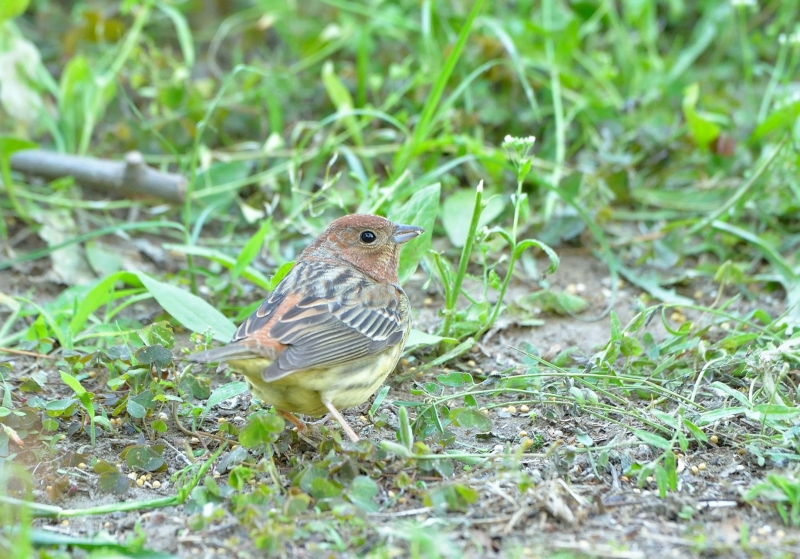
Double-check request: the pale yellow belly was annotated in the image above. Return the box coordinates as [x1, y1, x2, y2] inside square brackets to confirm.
[226, 345, 403, 416]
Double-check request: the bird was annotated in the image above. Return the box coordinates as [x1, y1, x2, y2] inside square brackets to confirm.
[187, 214, 425, 442]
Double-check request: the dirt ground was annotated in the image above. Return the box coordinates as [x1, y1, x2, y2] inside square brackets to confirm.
[2, 251, 800, 558]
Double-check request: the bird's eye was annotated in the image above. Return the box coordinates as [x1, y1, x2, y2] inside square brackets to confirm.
[360, 230, 377, 244]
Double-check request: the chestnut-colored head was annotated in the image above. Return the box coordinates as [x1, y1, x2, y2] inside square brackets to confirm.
[300, 214, 424, 283]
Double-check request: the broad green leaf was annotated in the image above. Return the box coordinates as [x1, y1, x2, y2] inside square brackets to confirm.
[682, 83, 723, 149]
[449, 408, 492, 432]
[0, 0, 29, 22]
[136, 272, 236, 342]
[239, 411, 284, 448]
[442, 190, 506, 247]
[389, 182, 440, 283]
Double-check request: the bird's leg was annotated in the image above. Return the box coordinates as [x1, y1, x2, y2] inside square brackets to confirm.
[322, 399, 360, 442]
[277, 409, 307, 431]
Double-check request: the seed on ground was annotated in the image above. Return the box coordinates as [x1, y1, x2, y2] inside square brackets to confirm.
[646, 476, 654, 483]
[519, 405, 530, 413]
[467, 359, 476, 367]
[480, 408, 489, 415]
[387, 490, 396, 498]
[153, 480, 161, 489]
[474, 367, 483, 374]
[78, 462, 87, 469]
[136, 478, 144, 487]
[423, 297, 433, 306]
[620, 476, 629, 483]
[710, 435, 719, 444]
[698, 462, 707, 471]
[60, 520, 69, 527]
[88, 371, 97, 378]
[127, 473, 137, 480]
[507, 405, 517, 414]
[691, 466, 699, 475]
[566, 283, 577, 294]
[217, 417, 227, 424]
[158, 412, 168, 420]
[146, 473, 152, 480]
[519, 430, 528, 438]
[190, 437, 199, 444]
[670, 311, 686, 323]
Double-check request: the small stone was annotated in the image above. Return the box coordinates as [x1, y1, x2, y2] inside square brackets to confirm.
[646, 476, 654, 483]
[493, 444, 504, 453]
[127, 473, 137, 480]
[575, 283, 586, 293]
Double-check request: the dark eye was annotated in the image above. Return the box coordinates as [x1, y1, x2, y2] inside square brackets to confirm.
[360, 230, 377, 244]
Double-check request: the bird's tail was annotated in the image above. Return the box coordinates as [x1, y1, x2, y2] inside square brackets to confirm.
[186, 344, 260, 364]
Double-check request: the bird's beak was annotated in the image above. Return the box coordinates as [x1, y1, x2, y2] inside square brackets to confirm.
[392, 223, 425, 244]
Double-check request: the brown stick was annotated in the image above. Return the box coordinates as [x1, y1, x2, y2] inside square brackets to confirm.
[10, 149, 187, 203]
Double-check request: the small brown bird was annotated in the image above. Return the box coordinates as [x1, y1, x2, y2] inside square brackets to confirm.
[188, 214, 424, 442]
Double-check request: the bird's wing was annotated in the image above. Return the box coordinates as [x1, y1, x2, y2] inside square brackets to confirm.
[188, 261, 408, 382]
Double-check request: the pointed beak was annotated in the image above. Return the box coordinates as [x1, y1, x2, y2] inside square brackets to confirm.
[392, 223, 425, 244]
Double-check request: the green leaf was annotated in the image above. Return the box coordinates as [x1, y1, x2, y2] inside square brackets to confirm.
[138, 322, 176, 349]
[682, 83, 722, 148]
[0, 0, 29, 22]
[135, 345, 173, 369]
[346, 475, 379, 512]
[136, 272, 236, 342]
[449, 408, 492, 432]
[442, 190, 506, 247]
[156, 3, 195, 68]
[406, 329, 456, 349]
[201, 381, 249, 422]
[239, 411, 284, 448]
[231, 220, 273, 284]
[322, 61, 362, 146]
[388, 182, 441, 283]
[124, 445, 165, 472]
[633, 430, 672, 450]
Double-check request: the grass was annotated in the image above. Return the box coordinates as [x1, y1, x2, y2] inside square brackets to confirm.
[1, 0, 800, 557]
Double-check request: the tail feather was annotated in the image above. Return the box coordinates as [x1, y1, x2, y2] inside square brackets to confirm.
[186, 344, 259, 363]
